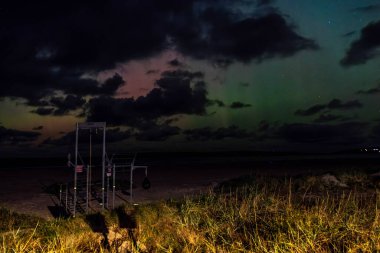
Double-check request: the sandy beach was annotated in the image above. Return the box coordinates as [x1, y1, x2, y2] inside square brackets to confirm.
[0, 163, 255, 218]
[1, 154, 379, 219]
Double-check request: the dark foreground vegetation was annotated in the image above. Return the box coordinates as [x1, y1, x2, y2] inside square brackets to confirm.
[1, 169, 380, 252]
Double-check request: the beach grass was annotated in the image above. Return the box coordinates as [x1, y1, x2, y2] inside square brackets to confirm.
[1, 170, 380, 252]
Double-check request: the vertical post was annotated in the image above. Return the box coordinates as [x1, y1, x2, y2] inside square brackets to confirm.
[59, 184, 62, 205]
[65, 183, 68, 212]
[86, 165, 89, 213]
[102, 125, 106, 210]
[74, 123, 79, 217]
[89, 129, 92, 209]
[112, 164, 115, 209]
[106, 175, 109, 209]
[130, 167, 133, 203]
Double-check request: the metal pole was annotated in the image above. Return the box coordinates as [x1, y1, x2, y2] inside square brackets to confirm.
[65, 183, 68, 212]
[89, 129, 92, 209]
[112, 164, 115, 209]
[74, 123, 79, 217]
[106, 175, 109, 209]
[86, 165, 89, 213]
[130, 167, 133, 203]
[102, 125, 106, 210]
[59, 184, 62, 205]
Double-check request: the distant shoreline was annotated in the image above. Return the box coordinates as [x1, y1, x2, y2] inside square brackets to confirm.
[1, 151, 380, 218]
[1, 152, 379, 170]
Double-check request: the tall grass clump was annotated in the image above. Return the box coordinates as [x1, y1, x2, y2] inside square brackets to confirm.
[133, 173, 380, 252]
[1, 170, 380, 252]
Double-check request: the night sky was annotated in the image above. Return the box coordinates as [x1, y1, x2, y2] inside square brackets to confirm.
[1, 0, 380, 156]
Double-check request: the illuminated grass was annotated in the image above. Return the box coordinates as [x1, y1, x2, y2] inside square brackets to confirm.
[1, 170, 380, 252]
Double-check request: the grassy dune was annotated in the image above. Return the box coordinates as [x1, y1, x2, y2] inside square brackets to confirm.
[1, 170, 380, 252]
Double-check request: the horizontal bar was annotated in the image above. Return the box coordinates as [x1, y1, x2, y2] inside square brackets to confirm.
[77, 122, 106, 129]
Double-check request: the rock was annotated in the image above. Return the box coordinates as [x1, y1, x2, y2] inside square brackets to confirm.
[321, 173, 348, 188]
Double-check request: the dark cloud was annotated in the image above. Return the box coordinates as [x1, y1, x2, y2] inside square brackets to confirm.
[342, 31, 356, 37]
[0, 1, 167, 72]
[41, 132, 77, 147]
[0, 0, 317, 108]
[256, 0, 275, 6]
[258, 120, 270, 131]
[85, 96, 135, 126]
[327, 99, 362, 110]
[86, 70, 208, 127]
[26, 74, 123, 116]
[146, 69, 160, 75]
[341, 20, 380, 67]
[357, 84, 380, 95]
[161, 70, 204, 80]
[183, 125, 252, 141]
[0, 0, 158, 104]
[175, 11, 318, 63]
[42, 128, 131, 146]
[32, 126, 44, 131]
[207, 99, 225, 107]
[0, 70, 124, 108]
[239, 82, 250, 87]
[276, 122, 367, 144]
[27, 99, 50, 107]
[339, 115, 358, 122]
[295, 104, 326, 116]
[295, 99, 362, 117]
[31, 95, 86, 116]
[168, 59, 183, 67]
[162, 117, 180, 125]
[207, 99, 226, 107]
[57, 73, 125, 97]
[0, 126, 40, 145]
[230, 101, 252, 109]
[313, 114, 342, 123]
[50, 95, 86, 115]
[135, 124, 180, 141]
[213, 59, 234, 68]
[351, 4, 380, 13]
[31, 107, 55, 116]
[103, 128, 132, 143]
[255, 120, 281, 141]
[98, 73, 125, 95]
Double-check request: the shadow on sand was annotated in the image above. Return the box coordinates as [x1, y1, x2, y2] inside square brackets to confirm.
[47, 205, 70, 219]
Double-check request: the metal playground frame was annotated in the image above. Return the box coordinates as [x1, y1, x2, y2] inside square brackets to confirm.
[64, 122, 150, 217]
[65, 122, 106, 216]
